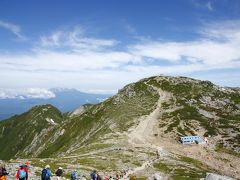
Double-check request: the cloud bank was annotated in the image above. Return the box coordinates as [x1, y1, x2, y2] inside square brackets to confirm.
[0, 88, 56, 99]
[0, 21, 240, 92]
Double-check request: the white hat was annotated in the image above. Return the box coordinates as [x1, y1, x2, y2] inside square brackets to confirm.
[59, 167, 63, 170]
[45, 165, 50, 169]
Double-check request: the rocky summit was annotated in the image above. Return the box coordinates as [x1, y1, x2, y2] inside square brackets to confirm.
[0, 76, 239, 179]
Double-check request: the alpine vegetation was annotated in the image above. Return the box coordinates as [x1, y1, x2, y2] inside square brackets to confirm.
[0, 76, 239, 179]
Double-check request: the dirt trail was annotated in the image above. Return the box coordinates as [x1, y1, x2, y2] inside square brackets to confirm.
[125, 87, 172, 177]
[123, 161, 152, 178]
[62, 147, 115, 159]
[125, 84, 240, 179]
[128, 87, 171, 145]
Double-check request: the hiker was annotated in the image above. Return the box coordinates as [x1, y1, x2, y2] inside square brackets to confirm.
[70, 170, 78, 180]
[0, 163, 9, 180]
[120, 171, 124, 179]
[16, 164, 28, 180]
[41, 165, 52, 180]
[156, 150, 160, 159]
[55, 167, 63, 180]
[96, 172, 101, 180]
[90, 170, 97, 180]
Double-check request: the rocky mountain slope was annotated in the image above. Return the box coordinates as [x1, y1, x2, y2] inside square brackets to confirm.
[0, 76, 239, 179]
[0, 104, 64, 159]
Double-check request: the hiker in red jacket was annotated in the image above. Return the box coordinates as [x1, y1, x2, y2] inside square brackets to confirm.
[16, 164, 28, 180]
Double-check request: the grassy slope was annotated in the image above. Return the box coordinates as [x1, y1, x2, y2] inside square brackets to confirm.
[38, 80, 159, 157]
[0, 104, 63, 160]
[0, 75, 239, 160]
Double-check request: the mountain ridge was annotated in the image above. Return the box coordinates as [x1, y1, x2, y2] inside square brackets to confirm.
[0, 75, 239, 179]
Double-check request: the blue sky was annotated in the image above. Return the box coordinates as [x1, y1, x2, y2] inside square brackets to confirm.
[0, 0, 240, 96]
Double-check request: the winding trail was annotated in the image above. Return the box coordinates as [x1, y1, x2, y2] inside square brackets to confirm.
[128, 86, 170, 145]
[124, 84, 172, 178]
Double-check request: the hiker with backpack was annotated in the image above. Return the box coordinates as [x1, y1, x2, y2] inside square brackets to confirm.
[90, 170, 97, 180]
[41, 165, 52, 180]
[115, 174, 119, 180]
[0, 163, 9, 180]
[96, 172, 101, 180]
[70, 170, 78, 180]
[16, 164, 28, 180]
[55, 167, 63, 180]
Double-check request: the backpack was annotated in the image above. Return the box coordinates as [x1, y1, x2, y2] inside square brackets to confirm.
[90, 172, 96, 180]
[56, 169, 62, 176]
[19, 169, 27, 178]
[42, 169, 47, 179]
[42, 169, 50, 180]
[71, 171, 77, 180]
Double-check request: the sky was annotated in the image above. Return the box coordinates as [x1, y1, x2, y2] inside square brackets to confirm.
[0, 0, 240, 97]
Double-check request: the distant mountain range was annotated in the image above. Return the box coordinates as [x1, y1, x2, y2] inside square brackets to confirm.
[0, 88, 111, 120]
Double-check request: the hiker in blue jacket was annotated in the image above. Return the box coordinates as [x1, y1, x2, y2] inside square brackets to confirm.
[41, 165, 52, 180]
[70, 170, 78, 180]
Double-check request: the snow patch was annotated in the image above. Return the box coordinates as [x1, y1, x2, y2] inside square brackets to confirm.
[46, 118, 57, 125]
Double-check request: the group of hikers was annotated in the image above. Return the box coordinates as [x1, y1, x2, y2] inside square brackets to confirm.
[41, 166, 125, 180]
[0, 162, 72, 180]
[0, 162, 126, 180]
[41, 165, 65, 180]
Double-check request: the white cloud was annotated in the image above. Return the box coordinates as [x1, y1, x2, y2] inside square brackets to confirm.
[0, 88, 56, 99]
[0, 20, 26, 41]
[199, 20, 240, 41]
[0, 50, 135, 71]
[125, 24, 137, 34]
[0, 21, 240, 92]
[206, 2, 213, 11]
[39, 27, 118, 51]
[191, 0, 214, 11]
[129, 21, 240, 67]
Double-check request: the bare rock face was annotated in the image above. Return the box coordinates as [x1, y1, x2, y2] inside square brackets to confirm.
[198, 108, 219, 119]
[69, 105, 91, 118]
[70, 106, 88, 117]
[122, 84, 137, 98]
[203, 173, 235, 180]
